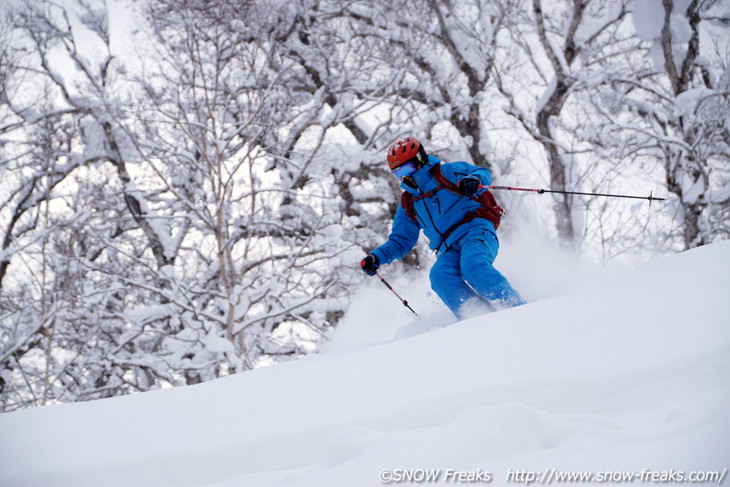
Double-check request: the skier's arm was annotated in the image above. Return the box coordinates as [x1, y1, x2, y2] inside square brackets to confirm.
[443, 161, 492, 193]
[370, 205, 421, 266]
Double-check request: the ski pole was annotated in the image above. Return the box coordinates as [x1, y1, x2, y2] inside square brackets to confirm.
[375, 272, 418, 316]
[481, 185, 665, 205]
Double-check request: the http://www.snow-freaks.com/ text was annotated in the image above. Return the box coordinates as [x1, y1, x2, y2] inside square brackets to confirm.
[377, 467, 728, 484]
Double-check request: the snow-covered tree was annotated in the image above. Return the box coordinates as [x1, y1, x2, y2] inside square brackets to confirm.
[493, 0, 645, 248]
[0, 0, 185, 409]
[613, 0, 730, 248]
[129, 0, 358, 375]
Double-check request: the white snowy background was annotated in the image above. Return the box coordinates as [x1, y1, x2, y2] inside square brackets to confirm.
[0, 239, 727, 487]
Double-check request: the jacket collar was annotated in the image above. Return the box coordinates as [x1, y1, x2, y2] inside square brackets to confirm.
[400, 155, 441, 194]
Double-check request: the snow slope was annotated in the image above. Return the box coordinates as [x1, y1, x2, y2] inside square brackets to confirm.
[1, 241, 729, 487]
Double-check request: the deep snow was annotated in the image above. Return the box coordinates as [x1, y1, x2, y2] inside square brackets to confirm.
[0, 241, 729, 487]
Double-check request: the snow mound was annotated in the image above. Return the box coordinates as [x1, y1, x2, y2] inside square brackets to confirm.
[1, 242, 728, 487]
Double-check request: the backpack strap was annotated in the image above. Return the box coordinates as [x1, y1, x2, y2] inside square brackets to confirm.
[431, 165, 460, 194]
[400, 191, 418, 223]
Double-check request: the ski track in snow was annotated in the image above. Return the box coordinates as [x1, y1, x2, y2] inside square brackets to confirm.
[0, 242, 728, 487]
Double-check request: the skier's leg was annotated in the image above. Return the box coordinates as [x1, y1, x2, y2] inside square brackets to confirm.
[459, 227, 525, 309]
[430, 249, 479, 317]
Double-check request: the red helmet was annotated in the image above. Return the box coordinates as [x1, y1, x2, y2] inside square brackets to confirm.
[387, 137, 427, 170]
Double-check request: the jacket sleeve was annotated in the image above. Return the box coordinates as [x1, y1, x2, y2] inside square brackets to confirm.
[442, 161, 492, 192]
[370, 204, 421, 265]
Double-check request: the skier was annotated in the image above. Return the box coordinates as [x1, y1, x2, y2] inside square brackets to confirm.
[360, 137, 525, 318]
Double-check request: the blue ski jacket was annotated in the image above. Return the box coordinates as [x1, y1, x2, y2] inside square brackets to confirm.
[371, 155, 495, 265]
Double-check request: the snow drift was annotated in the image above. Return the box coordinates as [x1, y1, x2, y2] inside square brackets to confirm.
[1, 241, 728, 487]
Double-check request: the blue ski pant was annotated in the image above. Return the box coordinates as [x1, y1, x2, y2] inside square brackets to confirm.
[430, 226, 525, 318]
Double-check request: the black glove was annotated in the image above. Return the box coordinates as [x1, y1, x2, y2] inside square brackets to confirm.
[360, 254, 380, 276]
[458, 176, 481, 195]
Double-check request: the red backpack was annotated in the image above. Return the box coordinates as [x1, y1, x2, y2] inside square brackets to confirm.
[400, 165, 504, 235]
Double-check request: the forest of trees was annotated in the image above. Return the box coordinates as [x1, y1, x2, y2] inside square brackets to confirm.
[1, 0, 728, 411]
